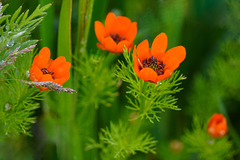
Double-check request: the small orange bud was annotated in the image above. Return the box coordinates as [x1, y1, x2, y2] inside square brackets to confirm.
[207, 113, 227, 138]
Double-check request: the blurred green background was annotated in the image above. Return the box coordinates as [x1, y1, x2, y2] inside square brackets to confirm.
[2, 0, 240, 159]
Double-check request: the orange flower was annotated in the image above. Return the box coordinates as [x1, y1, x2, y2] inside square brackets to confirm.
[94, 12, 137, 53]
[29, 47, 71, 91]
[207, 113, 227, 138]
[133, 33, 186, 84]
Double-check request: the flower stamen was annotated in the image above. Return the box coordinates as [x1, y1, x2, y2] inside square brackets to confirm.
[110, 33, 125, 44]
[142, 56, 165, 76]
[41, 68, 55, 80]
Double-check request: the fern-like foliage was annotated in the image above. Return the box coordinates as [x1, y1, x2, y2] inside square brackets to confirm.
[187, 74, 219, 120]
[0, 3, 51, 136]
[116, 49, 185, 123]
[182, 117, 236, 160]
[209, 39, 240, 100]
[0, 51, 47, 137]
[0, 2, 51, 71]
[74, 52, 119, 108]
[87, 121, 157, 160]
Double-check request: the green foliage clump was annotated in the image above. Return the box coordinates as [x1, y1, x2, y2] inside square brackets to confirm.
[187, 74, 219, 120]
[209, 39, 240, 100]
[0, 3, 51, 136]
[74, 52, 119, 108]
[0, 3, 51, 71]
[182, 117, 235, 160]
[116, 49, 185, 123]
[0, 51, 46, 136]
[226, 0, 240, 35]
[87, 121, 157, 160]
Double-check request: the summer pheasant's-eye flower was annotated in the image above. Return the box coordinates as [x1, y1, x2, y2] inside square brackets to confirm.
[207, 113, 227, 138]
[94, 12, 137, 53]
[29, 47, 71, 91]
[133, 32, 186, 84]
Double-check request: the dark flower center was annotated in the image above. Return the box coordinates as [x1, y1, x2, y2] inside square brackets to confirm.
[41, 68, 55, 80]
[110, 33, 125, 44]
[142, 56, 165, 76]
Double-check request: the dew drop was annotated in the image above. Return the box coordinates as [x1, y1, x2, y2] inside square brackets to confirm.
[208, 139, 214, 145]
[12, 31, 25, 39]
[7, 31, 12, 35]
[5, 103, 12, 111]
[26, 70, 30, 78]
[6, 40, 14, 47]
[0, 36, 5, 43]
[0, 60, 5, 65]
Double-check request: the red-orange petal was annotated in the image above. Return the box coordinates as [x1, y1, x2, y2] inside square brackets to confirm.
[48, 56, 66, 72]
[116, 40, 131, 53]
[32, 55, 39, 67]
[54, 72, 70, 85]
[137, 67, 158, 84]
[39, 87, 50, 91]
[136, 40, 150, 61]
[151, 32, 168, 59]
[105, 12, 116, 35]
[40, 74, 53, 82]
[162, 46, 186, 71]
[54, 62, 71, 78]
[95, 21, 106, 43]
[37, 47, 51, 69]
[125, 22, 137, 42]
[29, 66, 43, 82]
[103, 37, 117, 53]
[96, 43, 106, 50]
[113, 16, 131, 37]
[156, 69, 172, 81]
[133, 61, 141, 75]
[39, 74, 53, 91]
[133, 45, 140, 65]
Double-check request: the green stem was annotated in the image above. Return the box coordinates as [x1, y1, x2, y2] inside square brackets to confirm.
[78, 104, 98, 160]
[133, 117, 143, 137]
[74, 0, 95, 57]
[133, 80, 147, 135]
[139, 80, 147, 115]
[73, 0, 95, 113]
[72, 1, 97, 159]
[55, 0, 76, 159]
[103, 52, 119, 67]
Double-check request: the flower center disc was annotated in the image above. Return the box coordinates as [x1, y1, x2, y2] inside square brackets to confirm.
[41, 68, 55, 80]
[142, 56, 165, 76]
[110, 33, 125, 44]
